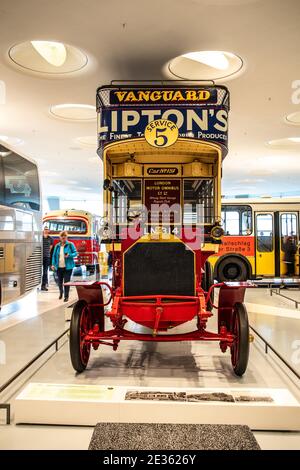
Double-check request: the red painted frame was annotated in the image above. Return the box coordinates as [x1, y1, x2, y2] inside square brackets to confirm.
[67, 280, 253, 352]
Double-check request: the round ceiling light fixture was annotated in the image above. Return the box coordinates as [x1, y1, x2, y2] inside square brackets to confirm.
[285, 111, 300, 126]
[165, 50, 244, 81]
[267, 137, 300, 148]
[8, 40, 88, 76]
[49, 104, 96, 122]
[75, 136, 97, 148]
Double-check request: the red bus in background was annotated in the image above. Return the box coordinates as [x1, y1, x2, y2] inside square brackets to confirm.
[43, 209, 101, 275]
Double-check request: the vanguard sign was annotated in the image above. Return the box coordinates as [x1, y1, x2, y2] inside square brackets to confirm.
[109, 88, 218, 105]
[97, 86, 229, 153]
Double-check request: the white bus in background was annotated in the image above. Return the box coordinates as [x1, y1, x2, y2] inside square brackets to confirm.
[0, 141, 42, 307]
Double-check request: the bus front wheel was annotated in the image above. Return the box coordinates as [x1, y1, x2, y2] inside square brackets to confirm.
[217, 256, 249, 282]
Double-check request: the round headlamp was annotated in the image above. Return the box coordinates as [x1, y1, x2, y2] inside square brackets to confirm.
[211, 225, 224, 240]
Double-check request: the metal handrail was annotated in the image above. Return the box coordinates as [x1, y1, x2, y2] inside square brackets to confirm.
[250, 325, 300, 381]
[270, 288, 300, 309]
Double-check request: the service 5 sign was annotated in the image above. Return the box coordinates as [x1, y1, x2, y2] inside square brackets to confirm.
[144, 119, 179, 148]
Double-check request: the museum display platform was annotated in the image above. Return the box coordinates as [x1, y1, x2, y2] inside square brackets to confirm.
[14, 382, 300, 430]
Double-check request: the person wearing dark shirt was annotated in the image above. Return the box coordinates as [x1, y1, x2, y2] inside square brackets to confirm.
[41, 226, 53, 291]
[283, 235, 297, 277]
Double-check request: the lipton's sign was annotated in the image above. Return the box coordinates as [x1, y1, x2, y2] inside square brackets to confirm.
[97, 85, 229, 154]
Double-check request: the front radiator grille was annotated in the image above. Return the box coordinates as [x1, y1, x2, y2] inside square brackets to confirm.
[25, 246, 42, 292]
[124, 242, 195, 297]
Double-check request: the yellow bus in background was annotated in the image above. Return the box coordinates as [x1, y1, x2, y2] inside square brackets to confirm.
[210, 198, 300, 281]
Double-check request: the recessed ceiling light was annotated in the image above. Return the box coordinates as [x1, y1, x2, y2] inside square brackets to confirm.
[67, 180, 79, 185]
[78, 186, 92, 191]
[285, 111, 300, 126]
[182, 51, 230, 70]
[8, 41, 88, 76]
[165, 50, 243, 81]
[75, 136, 96, 148]
[268, 137, 300, 147]
[49, 104, 96, 121]
[0, 135, 24, 146]
[31, 41, 67, 67]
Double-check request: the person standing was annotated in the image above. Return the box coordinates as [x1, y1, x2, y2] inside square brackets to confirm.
[283, 235, 297, 277]
[51, 231, 77, 301]
[41, 226, 53, 291]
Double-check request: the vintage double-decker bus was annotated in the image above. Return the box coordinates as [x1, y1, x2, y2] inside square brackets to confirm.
[68, 82, 252, 377]
[43, 209, 101, 274]
[210, 198, 300, 281]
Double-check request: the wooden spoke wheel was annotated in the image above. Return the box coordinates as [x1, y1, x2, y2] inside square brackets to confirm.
[230, 302, 249, 376]
[70, 301, 92, 373]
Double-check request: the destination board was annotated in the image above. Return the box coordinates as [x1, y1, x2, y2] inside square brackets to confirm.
[144, 179, 181, 224]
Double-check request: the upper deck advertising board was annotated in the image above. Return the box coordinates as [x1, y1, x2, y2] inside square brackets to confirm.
[96, 85, 230, 155]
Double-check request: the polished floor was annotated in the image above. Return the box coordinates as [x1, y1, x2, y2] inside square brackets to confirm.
[0, 287, 76, 387]
[245, 288, 300, 375]
[1, 425, 300, 450]
[0, 285, 299, 449]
